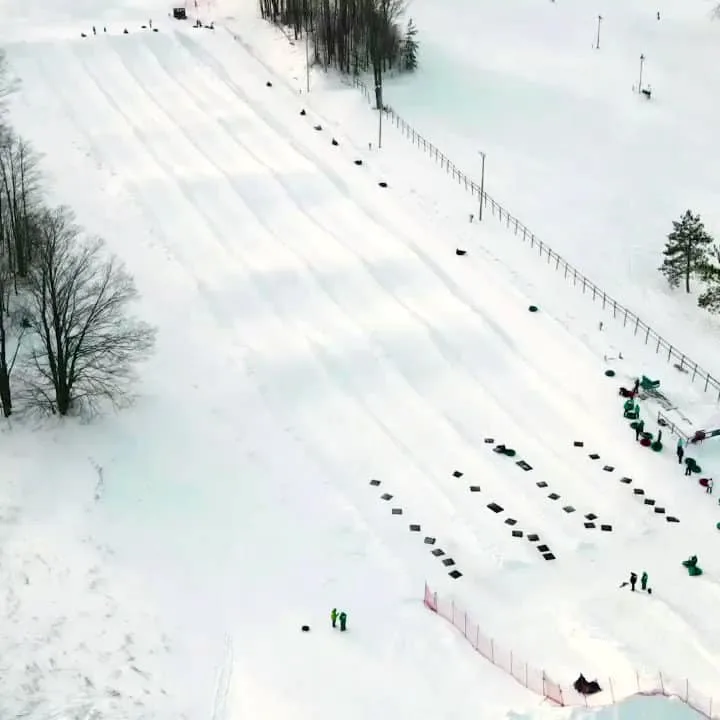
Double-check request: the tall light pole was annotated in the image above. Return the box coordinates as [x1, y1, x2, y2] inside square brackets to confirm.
[305, 28, 310, 93]
[595, 15, 602, 49]
[478, 151, 486, 221]
[638, 53, 645, 93]
[377, 86, 383, 149]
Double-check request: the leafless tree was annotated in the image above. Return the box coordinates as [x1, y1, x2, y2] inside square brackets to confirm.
[25, 206, 156, 416]
[0, 250, 27, 417]
[0, 132, 42, 281]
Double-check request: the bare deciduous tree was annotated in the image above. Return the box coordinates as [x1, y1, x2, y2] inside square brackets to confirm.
[25, 206, 156, 416]
[0, 249, 26, 417]
[0, 133, 42, 281]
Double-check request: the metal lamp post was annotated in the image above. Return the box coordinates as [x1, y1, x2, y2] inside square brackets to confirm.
[478, 151, 486, 221]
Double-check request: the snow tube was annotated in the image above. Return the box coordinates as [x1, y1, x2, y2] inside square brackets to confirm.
[605, 369, 616, 377]
[528, 305, 538, 312]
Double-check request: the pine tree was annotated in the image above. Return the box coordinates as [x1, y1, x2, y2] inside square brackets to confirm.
[698, 245, 720, 312]
[401, 18, 419, 72]
[659, 210, 713, 293]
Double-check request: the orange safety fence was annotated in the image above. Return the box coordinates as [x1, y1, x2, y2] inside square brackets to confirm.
[424, 583, 717, 718]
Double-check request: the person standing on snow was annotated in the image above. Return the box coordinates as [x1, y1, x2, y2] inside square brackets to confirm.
[339, 611, 348, 632]
[641, 571, 648, 591]
[635, 419, 645, 441]
[629, 572, 638, 591]
[331, 608, 338, 629]
[676, 438, 684, 464]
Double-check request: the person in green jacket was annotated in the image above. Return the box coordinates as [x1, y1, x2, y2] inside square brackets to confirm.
[339, 611, 347, 632]
[331, 608, 338, 628]
[641, 571, 648, 591]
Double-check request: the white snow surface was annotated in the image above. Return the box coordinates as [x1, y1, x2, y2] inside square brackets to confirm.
[1, 0, 720, 719]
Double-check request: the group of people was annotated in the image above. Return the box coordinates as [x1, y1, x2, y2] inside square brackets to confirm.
[330, 608, 348, 632]
[623, 571, 650, 593]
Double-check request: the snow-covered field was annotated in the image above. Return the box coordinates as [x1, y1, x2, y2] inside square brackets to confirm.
[1, 0, 720, 718]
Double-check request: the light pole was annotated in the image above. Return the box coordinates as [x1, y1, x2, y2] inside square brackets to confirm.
[377, 86, 383, 149]
[638, 53, 645, 93]
[305, 28, 310, 93]
[478, 151, 486, 221]
[595, 15, 602, 49]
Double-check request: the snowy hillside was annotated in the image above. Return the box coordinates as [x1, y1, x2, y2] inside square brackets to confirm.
[1, 0, 720, 718]
[381, 0, 720, 377]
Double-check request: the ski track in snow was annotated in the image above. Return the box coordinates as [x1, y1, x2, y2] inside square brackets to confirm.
[2, 9, 720, 720]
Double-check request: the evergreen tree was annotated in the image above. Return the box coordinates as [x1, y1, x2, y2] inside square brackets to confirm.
[659, 210, 713, 293]
[401, 18, 419, 71]
[698, 245, 720, 312]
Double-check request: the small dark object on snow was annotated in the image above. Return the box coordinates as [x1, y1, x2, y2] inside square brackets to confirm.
[456, 249, 467, 256]
[528, 305, 538, 312]
[452, 470, 463, 478]
[574, 674, 602, 695]
[300, 109, 307, 116]
[589, 453, 600, 460]
[123, 28, 129, 34]
[153, 27, 159, 32]
[301, 625, 310, 632]
[81, 32, 87, 37]
[409, 524, 421, 531]
[574, 441, 584, 447]
[313, 124, 322, 131]
[354, 159, 363, 165]
[504, 517, 517, 525]
[331, 138, 339, 146]
[173, 7, 187, 19]
[605, 369, 616, 377]
[369, 479, 380, 486]
[641, 88, 652, 99]
[378, 181, 388, 188]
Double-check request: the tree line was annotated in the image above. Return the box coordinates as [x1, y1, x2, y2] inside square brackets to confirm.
[258, 0, 419, 106]
[659, 210, 720, 312]
[0, 52, 155, 418]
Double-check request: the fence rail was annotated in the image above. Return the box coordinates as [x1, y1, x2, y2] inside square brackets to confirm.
[346, 75, 720, 403]
[424, 583, 717, 717]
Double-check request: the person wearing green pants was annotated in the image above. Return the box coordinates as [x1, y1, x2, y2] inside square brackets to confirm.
[641, 572, 648, 591]
[339, 611, 347, 632]
[331, 608, 338, 628]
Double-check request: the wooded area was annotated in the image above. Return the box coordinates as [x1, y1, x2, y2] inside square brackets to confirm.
[258, 0, 418, 94]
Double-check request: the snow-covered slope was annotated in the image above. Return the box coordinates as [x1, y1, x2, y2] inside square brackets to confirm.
[381, 0, 720, 377]
[1, 1, 719, 718]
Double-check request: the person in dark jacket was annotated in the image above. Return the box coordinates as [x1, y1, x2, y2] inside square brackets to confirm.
[630, 572, 637, 591]
[635, 419, 645, 441]
[677, 438, 684, 464]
